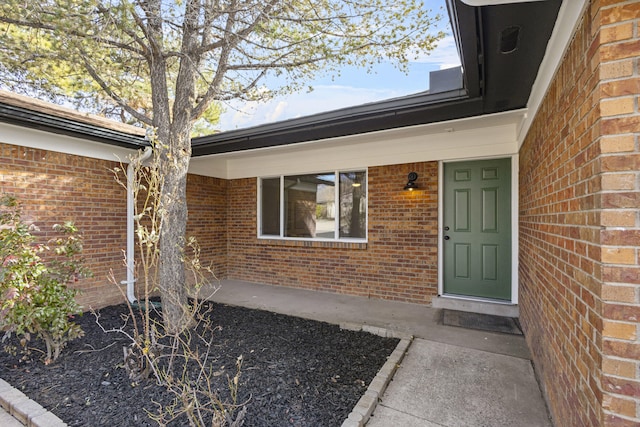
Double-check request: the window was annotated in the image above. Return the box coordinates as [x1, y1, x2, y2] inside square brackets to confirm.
[259, 171, 367, 241]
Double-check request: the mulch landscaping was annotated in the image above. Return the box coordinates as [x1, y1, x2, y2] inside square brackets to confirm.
[0, 301, 398, 426]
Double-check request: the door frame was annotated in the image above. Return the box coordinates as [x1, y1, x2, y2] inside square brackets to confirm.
[437, 154, 519, 304]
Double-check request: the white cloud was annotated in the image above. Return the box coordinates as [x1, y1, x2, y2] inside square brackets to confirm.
[265, 101, 288, 122]
[415, 35, 461, 70]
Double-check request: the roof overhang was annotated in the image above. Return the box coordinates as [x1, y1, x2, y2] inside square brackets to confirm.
[0, 0, 568, 160]
[191, 0, 562, 157]
[189, 108, 528, 179]
[191, 89, 474, 156]
[0, 91, 147, 149]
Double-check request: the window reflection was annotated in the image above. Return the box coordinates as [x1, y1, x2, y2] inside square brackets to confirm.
[259, 170, 366, 241]
[261, 177, 280, 236]
[339, 171, 366, 238]
[284, 174, 335, 238]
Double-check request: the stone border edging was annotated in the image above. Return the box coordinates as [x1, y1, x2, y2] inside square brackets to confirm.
[0, 378, 67, 427]
[339, 323, 413, 427]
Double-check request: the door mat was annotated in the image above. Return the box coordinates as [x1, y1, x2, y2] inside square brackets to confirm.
[442, 309, 523, 335]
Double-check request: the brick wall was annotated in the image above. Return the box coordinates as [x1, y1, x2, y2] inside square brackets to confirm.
[0, 142, 229, 309]
[0, 142, 129, 309]
[598, 1, 640, 425]
[519, 1, 640, 426]
[226, 162, 439, 303]
[185, 173, 228, 281]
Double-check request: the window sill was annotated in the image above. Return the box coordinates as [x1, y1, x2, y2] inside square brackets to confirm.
[257, 238, 367, 250]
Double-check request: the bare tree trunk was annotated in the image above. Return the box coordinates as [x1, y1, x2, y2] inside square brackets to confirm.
[154, 0, 200, 334]
[157, 131, 192, 334]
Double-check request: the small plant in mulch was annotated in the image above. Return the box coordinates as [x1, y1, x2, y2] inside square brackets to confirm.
[0, 194, 90, 363]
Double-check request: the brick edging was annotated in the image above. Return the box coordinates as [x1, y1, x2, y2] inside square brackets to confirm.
[0, 378, 67, 427]
[339, 323, 413, 427]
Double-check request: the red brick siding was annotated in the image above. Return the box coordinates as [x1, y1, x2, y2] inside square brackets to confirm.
[185, 173, 228, 281]
[0, 142, 129, 309]
[598, 1, 640, 425]
[226, 162, 439, 303]
[1, 142, 229, 309]
[520, 1, 640, 426]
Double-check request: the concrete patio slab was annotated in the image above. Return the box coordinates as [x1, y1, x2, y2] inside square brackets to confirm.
[366, 405, 443, 427]
[199, 279, 531, 359]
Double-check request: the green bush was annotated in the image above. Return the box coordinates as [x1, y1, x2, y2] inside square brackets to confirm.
[0, 195, 89, 363]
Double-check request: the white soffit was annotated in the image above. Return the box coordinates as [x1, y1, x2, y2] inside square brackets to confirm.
[517, 0, 589, 146]
[0, 121, 138, 163]
[189, 109, 527, 179]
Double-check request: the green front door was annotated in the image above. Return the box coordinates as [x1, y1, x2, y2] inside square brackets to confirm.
[443, 158, 512, 300]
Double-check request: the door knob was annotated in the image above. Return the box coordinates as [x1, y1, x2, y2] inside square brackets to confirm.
[444, 226, 450, 231]
[444, 236, 450, 240]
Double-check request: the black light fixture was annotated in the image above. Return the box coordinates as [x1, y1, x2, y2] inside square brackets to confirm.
[404, 172, 418, 191]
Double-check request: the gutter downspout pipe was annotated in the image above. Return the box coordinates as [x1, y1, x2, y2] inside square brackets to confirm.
[122, 146, 153, 304]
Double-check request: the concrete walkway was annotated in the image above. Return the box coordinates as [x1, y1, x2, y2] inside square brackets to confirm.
[0, 406, 24, 427]
[366, 340, 550, 426]
[200, 280, 552, 427]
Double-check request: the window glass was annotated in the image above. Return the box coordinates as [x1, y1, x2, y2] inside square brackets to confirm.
[339, 171, 367, 238]
[284, 173, 335, 239]
[259, 170, 366, 241]
[261, 178, 280, 236]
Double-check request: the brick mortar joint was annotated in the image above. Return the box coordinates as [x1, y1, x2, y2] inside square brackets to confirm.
[602, 408, 640, 424]
[603, 371, 640, 382]
[603, 334, 640, 343]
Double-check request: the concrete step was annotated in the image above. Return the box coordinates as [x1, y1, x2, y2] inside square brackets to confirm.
[431, 295, 520, 318]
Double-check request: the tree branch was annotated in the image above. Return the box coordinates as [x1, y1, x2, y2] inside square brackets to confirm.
[192, 0, 279, 118]
[0, 16, 145, 56]
[79, 54, 152, 125]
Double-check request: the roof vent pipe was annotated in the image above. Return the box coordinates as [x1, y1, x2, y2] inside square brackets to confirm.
[429, 66, 464, 93]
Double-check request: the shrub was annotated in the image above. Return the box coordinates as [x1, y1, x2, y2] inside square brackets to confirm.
[0, 195, 89, 363]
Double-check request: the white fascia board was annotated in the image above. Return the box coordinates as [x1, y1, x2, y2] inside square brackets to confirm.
[518, 0, 589, 146]
[0, 121, 138, 163]
[192, 109, 526, 179]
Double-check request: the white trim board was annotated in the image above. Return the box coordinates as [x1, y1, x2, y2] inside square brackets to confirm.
[0, 122, 137, 163]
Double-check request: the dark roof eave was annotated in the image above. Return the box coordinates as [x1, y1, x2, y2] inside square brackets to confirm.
[192, 88, 473, 156]
[0, 104, 148, 149]
[446, 0, 481, 98]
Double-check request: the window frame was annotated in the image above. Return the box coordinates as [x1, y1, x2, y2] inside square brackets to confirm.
[257, 169, 368, 242]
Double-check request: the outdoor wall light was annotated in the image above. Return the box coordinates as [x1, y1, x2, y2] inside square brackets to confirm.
[404, 172, 418, 191]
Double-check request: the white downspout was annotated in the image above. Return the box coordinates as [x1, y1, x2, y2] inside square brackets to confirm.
[122, 147, 153, 303]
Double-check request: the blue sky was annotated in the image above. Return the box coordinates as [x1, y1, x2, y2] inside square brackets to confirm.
[217, 0, 460, 131]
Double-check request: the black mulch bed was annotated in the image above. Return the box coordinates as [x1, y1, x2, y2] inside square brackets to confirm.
[0, 302, 398, 426]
